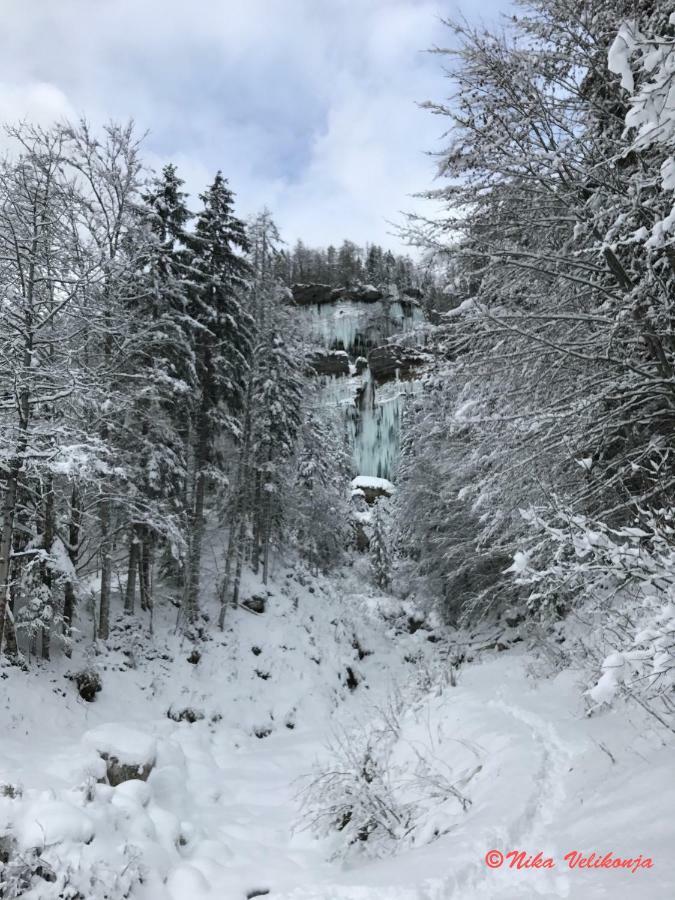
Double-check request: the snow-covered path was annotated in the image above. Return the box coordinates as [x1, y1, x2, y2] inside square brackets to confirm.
[1, 574, 673, 900]
[254, 653, 673, 900]
[147, 643, 671, 900]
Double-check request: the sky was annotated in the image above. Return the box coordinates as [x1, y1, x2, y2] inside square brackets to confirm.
[0, 0, 507, 252]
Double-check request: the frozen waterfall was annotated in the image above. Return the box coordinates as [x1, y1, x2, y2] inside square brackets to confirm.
[347, 373, 418, 481]
[305, 289, 426, 482]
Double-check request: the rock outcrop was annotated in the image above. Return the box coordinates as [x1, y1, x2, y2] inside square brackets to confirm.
[291, 283, 385, 307]
[337, 285, 383, 303]
[354, 356, 368, 376]
[367, 344, 430, 385]
[307, 350, 350, 377]
[241, 594, 267, 614]
[291, 283, 335, 306]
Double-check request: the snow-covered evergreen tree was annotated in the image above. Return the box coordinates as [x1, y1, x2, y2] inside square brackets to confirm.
[120, 164, 196, 616]
[184, 173, 253, 624]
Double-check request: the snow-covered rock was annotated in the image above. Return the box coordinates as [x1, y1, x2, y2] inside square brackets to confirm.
[351, 475, 394, 504]
[84, 724, 157, 785]
[15, 799, 95, 850]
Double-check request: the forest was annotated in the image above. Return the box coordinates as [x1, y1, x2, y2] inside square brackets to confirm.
[0, 1, 674, 898]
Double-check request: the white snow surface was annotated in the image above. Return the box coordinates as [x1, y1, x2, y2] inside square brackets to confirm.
[0, 548, 673, 899]
[350, 476, 394, 493]
[83, 724, 157, 766]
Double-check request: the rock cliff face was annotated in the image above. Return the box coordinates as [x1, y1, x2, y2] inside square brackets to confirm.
[291, 283, 385, 306]
[290, 283, 336, 306]
[367, 344, 431, 385]
[306, 350, 350, 377]
[297, 282, 426, 374]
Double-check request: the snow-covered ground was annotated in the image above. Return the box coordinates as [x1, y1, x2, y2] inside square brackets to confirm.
[0, 551, 673, 899]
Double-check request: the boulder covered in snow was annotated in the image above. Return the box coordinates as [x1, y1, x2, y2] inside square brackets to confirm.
[306, 350, 350, 377]
[15, 800, 95, 851]
[351, 475, 394, 505]
[68, 667, 102, 702]
[84, 724, 157, 786]
[242, 594, 267, 614]
[368, 343, 430, 385]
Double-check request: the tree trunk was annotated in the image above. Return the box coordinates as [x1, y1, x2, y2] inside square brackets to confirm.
[139, 529, 153, 613]
[251, 471, 262, 574]
[63, 485, 81, 652]
[3, 610, 17, 659]
[40, 475, 55, 660]
[218, 519, 237, 628]
[125, 525, 139, 614]
[262, 494, 272, 586]
[0, 459, 23, 655]
[98, 497, 112, 640]
[261, 448, 275, 586]
[232, 529, 245, 609]
[219, 376, 253, 622]
[186, 411, 209, 624]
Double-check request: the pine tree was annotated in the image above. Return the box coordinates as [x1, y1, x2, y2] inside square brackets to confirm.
[365, 244, 383, 284]
[337, 240, 363, 287]
[185, 173, 253, 625]
[219, 211, 304, 619]
[120, 164, 196, 617]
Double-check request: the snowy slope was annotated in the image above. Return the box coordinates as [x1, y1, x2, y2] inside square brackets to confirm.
[0, 553, 673, 899]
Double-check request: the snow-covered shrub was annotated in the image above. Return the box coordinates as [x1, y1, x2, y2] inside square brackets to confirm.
[510, 509, 675, 725]
[167, 706, 205, 723]
[14, 585, 55, 646]
[588, 604, 675, 720]
[0, 835, 141, 899]
[300, 695, 477, 860]
[0, 846, 56, 899]
[301, 727, 410, 856]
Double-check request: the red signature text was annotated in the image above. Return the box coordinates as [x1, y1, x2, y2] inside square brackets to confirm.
[485, 849, 654, 875]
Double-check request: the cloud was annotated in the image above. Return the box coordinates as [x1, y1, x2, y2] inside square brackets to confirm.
[0, 0, 507, 250]
[0, 81, 75, 130]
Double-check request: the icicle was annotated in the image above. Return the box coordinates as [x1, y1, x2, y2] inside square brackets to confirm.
[298, 299, 426, 356]
[351, 372, 419, 480]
